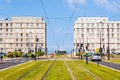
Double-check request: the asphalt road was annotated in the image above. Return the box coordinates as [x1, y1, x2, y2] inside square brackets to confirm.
[99, 61, 120, 70]
[0, 58, 32, 70]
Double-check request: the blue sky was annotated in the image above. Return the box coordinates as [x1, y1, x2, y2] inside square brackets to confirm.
[0, 0, 120, 53]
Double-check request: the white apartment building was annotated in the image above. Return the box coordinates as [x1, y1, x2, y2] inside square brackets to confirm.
[0, 17, 47, 54]
[74, 17, 120, 55]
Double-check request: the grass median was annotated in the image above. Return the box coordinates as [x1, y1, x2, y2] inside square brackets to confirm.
[74, 60, 120, 80]
[22, 60, 53, 80]
[66, 60, 97, 80]
[44, 60, 72, 80]
[0, 60, 43, 80]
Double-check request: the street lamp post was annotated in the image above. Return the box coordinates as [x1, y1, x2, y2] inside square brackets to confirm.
[35, 36, 39, 60]
[107, 24, 110, 60]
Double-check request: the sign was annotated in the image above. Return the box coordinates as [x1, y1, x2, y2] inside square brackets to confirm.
[96, 48, 99, 53]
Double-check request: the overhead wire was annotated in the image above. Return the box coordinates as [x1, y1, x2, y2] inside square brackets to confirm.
[61, 0, 80, 50]
[40, 0, 58, 52]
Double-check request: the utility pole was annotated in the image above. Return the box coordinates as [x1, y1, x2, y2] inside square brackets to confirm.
[107, 24, 110, 60]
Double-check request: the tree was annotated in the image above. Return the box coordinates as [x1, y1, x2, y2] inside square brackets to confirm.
[7, 51, 13, 58]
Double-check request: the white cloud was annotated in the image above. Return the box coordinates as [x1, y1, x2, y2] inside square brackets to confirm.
[66, 0, 86, 9]
[94, 0, 120, 13]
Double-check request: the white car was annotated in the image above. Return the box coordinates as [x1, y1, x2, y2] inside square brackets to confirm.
[90, 53, 102, 61]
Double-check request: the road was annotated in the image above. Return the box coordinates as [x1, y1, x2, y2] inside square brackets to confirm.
[0, 58, 32, 70]
[99, 61, 120, 70]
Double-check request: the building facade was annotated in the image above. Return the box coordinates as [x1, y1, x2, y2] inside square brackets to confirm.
[0, 17, 47, 54]
[74, 17, 120, 55]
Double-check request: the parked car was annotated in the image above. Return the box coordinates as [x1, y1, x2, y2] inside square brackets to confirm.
[90, 53, 101, 61]
[0, 52, 6, 57]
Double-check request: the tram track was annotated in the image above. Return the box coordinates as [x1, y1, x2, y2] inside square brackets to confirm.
[41, 58, 57, 80]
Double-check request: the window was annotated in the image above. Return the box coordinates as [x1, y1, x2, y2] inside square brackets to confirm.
[102, 29, 104, 32]
[26, 43, 29, 47]
[6, 23, 8, 26]
[117, 29, 119, 32]
[81, 34, 84, 37]
[77, 29, 79, 34]
[21, 39, 23, 42]
[102, 33, 104, 37]
[10, 23, 12, 26]
[92, 29, 94, 32]
[37, 23, 39, 27]
[111, 23, 114, 27]
[20, 23, 22, 26]
[0, 38, 2, 42]
[16, 39, 18, 42]
[81, 23, 84, 26]
[112, 29, 114, 32]
[6, 28, 8, 32]
[41, 43, 43, 47]
[0, 23, 2, 26]
[26, 33, 28, 37]
[97, 28, 99, 31]
[0, 33, 2, 37]
[10, 33, 13, 37]
[21, 33, 23, 37]
[10, 29, 12, 32]
[102, 38, 104, 42]
[31, 43, 33, 47]
[0, 28, 2, 31]
[6, 33, 8, 37]
[92, 23, 94, 26]
[87, 28, 89, 32]
[112, 34, 114, 37]
[117, 23, 119, 27]
[16, 44, 18, 47]
[10, 43, 13, 47]
[82, 28, 84, 32]
[87, 23, 89, 27]
[97, 33, 99, 37]
[26, 39, 29, 42]
[21, 44, 23, 47]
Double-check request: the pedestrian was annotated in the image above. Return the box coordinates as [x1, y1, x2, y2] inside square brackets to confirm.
[0, 55, 3, 61]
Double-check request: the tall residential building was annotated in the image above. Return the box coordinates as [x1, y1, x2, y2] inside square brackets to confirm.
[74, 17, 120, 55]
[0, 17, 47, 54]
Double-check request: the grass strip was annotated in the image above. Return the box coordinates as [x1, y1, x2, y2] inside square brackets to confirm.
[22, 60, 53, 80]
[0, 61, 43, 80]
[104, 59, 120, 64]
[75, 60, 120, 80]
[44, 60, 72, 80]
[66, 60, 96, 80]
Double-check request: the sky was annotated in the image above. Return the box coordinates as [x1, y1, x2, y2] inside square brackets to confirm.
[0, 0, 120, 53]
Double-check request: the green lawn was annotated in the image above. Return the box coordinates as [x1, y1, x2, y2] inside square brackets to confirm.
[66, 60, 98, 80]
[44, 60, 72, 80]
[104, 59, 120, 64]
[73, 60, 120, 80]
[22, 60, 53, 80]
[0, 60, 120, 80]
[0, 61, 43, 80]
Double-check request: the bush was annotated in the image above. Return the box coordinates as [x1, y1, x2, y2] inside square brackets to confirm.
[7, 51, 13, 58]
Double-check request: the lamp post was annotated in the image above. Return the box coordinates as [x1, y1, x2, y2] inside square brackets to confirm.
[99, 22, 103, 59]
[107, 24, 110, 60]
[35, 36, 38, 60]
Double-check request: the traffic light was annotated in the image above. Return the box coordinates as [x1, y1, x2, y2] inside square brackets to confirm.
[78, 49, 80, 52]
[99, 48, 102, 53]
